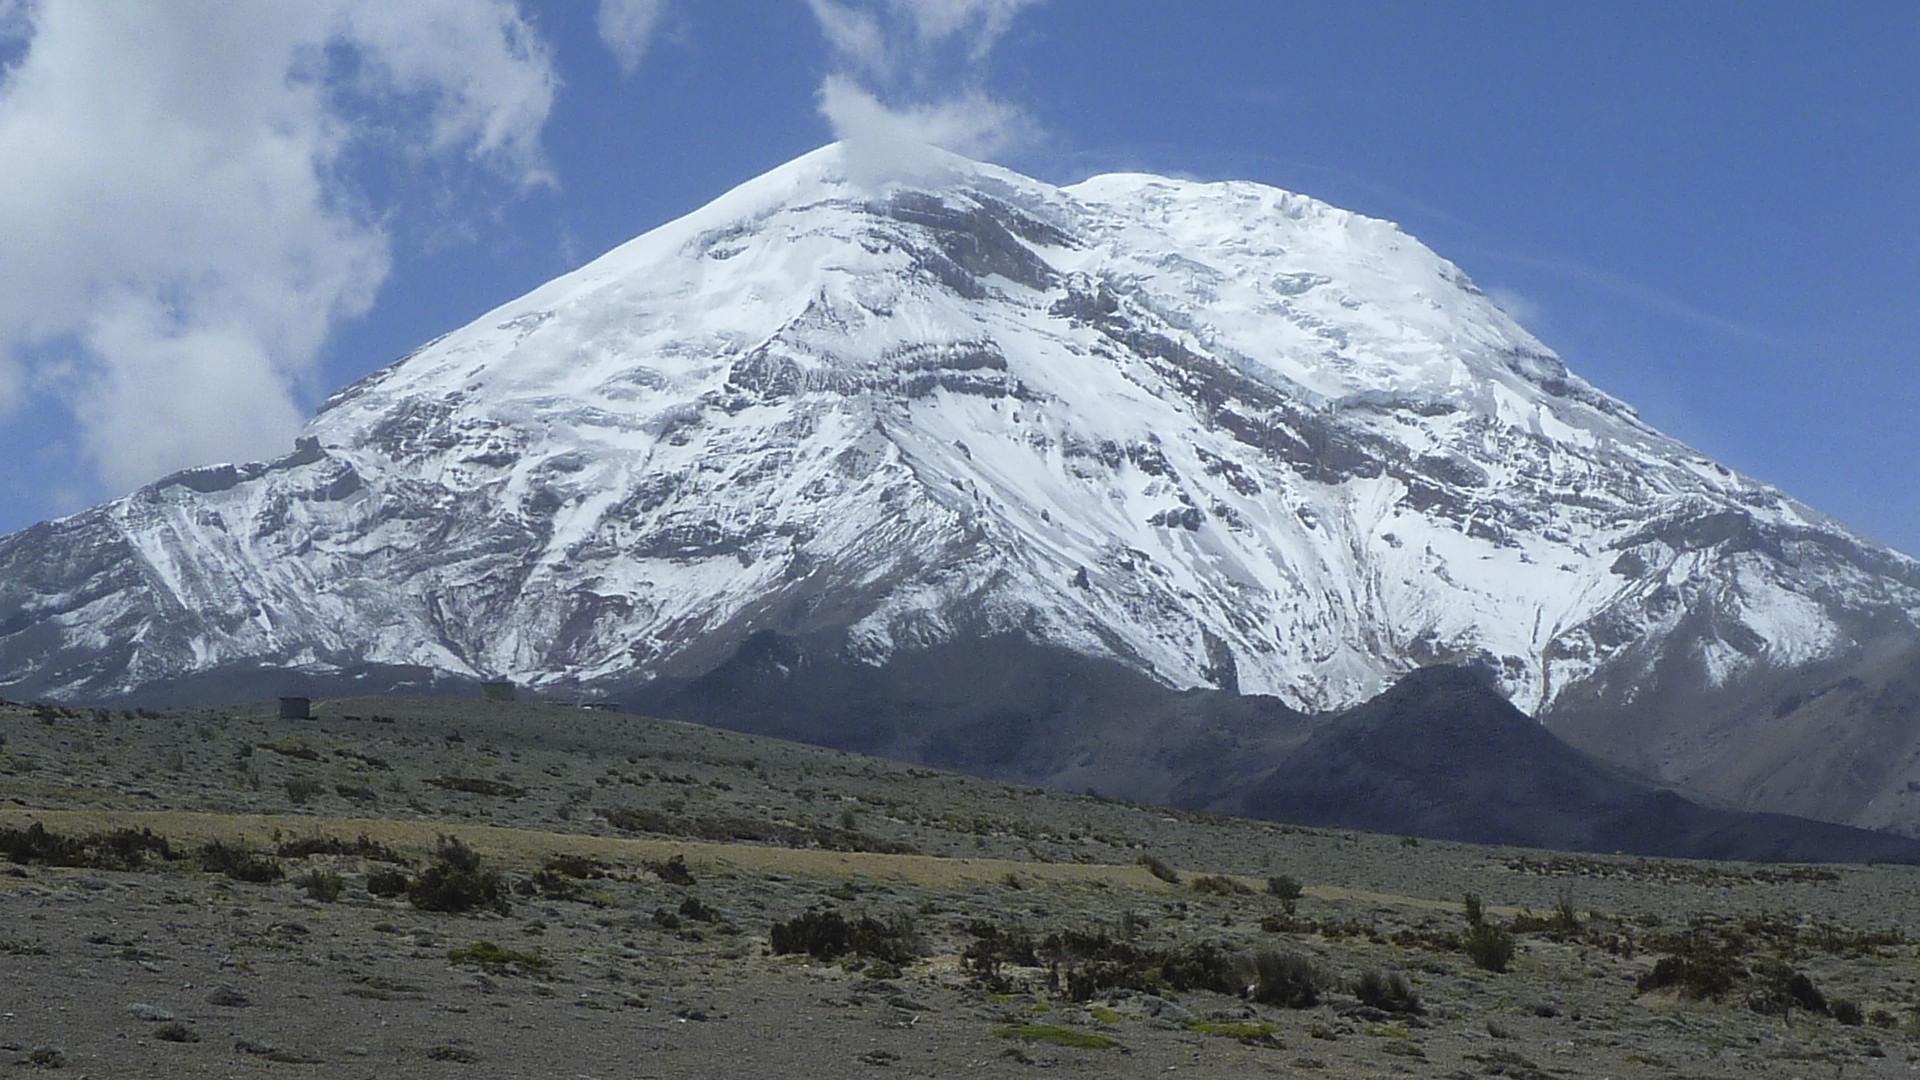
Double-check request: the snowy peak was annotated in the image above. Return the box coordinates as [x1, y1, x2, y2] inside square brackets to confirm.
[2, 143, 1916, 754]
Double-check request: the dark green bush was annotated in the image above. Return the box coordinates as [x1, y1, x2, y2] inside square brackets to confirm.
[1267, 875, 1304, 901]
[197, 840, 285, 883]
[406, 835, 508, 914]
[1636, 952, 1743, 1000]
[1250, 949, 1322, 1008]
[366, 867, 410, 897]
[0, 823, 175, 871]
[275, 833, 407, 864]
[1833, 999, 1864, 1026]
[770, 908, 919, 964]
[1464, 921, 1516, 973]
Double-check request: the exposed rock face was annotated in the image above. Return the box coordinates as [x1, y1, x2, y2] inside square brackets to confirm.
[2, 142, 1916, 831]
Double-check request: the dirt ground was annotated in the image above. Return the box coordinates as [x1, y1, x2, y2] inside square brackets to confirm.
[3, 696, 1919, 1078]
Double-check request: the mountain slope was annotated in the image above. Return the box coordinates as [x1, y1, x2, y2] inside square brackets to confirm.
[2, 142, 1917, 830]
[1232, 666, 1920, 863]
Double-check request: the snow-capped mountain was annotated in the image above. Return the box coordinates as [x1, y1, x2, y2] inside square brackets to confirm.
[4, 143, 1917, 826]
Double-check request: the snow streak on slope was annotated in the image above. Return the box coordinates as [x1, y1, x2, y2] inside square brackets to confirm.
[2, 143, 1917, 720]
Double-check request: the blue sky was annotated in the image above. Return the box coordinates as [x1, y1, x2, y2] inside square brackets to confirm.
[0, 1, 1915, 555]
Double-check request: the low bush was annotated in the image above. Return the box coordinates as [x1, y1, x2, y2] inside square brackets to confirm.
[283, 777, 325, 805]
[1636, 952, 1744, 1000]
[1137, 854, 1180, 884]
[1, 823, 176, 871]
[770, 908, 920, 965]
[366, 868, 410, 898]
[1268, 875, 1304, 901]
[1355, 968, 1422, 1014]
[1464, 921, 1516, 973]
[1191, 874, 1251, 896]
[407, 835, 508, 914]
[294, 868, 343, 902]
[275, 833, 407, 864]
[1250, 948, 1323, 1008]
[644, 854, 695, 886]
[197, 840, 285, 883]
[447, 940, 549, 974]
[427, 776, 527, 799]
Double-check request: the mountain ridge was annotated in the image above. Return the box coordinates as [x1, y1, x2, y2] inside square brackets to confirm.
[2, 141, 1916, 834]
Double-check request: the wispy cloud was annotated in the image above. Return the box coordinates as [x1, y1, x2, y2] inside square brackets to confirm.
[0, 1, 561, 496]
[1463, 249, 1798, 349]
[595, 0, 667, 76]
[805, 0, 1043, 187]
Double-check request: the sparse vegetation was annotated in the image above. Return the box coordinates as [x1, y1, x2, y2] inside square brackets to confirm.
[1355, 968, 1422, 1014]
[0, 823, 175, 871]
[447, 940, 550, 974]
[294, 868, 344, 902]
[1250, 948, 1324, 1008]
[1137, 854, 1180, 884]
[993, 1024, 1117, 1050]
[769, 907, 920, 965]
[1464, 920, 1516, 972]
[196, 840, 285, 883]
[366, 867, 410, 897]
[406, 835, 508, 914]
[427, 775, 527, 798]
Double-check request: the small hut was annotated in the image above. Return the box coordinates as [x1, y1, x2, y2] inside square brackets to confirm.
[278, 696, 312, 721]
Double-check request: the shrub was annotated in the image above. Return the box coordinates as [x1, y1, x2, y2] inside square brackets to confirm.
[961, 921, 1040, 984]
[1464, 921, 1516, 973]
[407, 835, 508, 914]
[1748, 959, 1827, 1017]
[1355, 968, 1422, 1014]
[1137, 854, 1180, 884]
[283, 777, 325, 805]
[1191, 874, 1250, 896]
[427, 776, 527, 799]
[447, 940, 549, 974]
[645, 854, 696, 886]
[294, 869, 343, 902]
[1636, 952, 1743, 1000]
[770, 908, 919, 964]
[1250, 949, 1322, 1008]
[678, 896, 720, 923]
[1268, 875, 1304, 901]
[366, 868, 410, 898]
[1832, 999, 1864, 1026]
[1, 823, 175, 871]
[275, 833, 407, 865]
[1463, 892, 1485, 927]
[196, 841, 285, 883]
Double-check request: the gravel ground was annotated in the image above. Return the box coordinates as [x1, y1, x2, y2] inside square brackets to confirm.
[3, 697, 1918, 1078]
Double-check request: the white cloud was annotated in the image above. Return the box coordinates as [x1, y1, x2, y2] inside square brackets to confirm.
[595, 0, 667, 76]
[806, 0, 888, 78]
[0, 1, 559, 496]
[806, 0, 1041, 187]
[896, 0, 1037, 59]
[819, 74, 1032, 187]
[1488, 286, 1544, 328]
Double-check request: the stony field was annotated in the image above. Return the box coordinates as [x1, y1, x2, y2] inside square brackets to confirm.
[3, 696, 1919, 1078]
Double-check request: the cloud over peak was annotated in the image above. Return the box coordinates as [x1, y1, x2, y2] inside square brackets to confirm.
[0, 1, 560, 495]
[807, 0, 1043, 187]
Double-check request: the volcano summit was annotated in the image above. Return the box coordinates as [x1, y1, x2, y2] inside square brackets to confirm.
[4, 143, 1917, 835]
